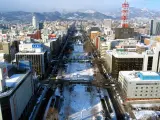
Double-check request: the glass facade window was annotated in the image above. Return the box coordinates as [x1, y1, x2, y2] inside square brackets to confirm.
[147, 56, 153, 70]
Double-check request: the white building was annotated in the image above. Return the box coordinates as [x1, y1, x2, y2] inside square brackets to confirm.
[19, 42, 43, 53]
[32, 15, 37, 29]
[118, 71, 160, 101]
[103, 19, 112, 28]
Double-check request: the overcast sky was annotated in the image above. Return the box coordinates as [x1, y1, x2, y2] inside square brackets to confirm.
[0, 0, 159, 12]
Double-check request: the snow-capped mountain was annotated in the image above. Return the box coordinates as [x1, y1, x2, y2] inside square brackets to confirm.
[105, 7, 160, 19]
[83, 10, 96, 14]
[1, 7, 160, 22]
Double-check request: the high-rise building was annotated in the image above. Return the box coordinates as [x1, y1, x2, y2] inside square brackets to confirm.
[39, 22, 44, 30]
[0, 63, 35, 120]
[111, 48, 144, 78]
[16, 42, 48, 78]
[152, 43, 160, 72]
[150, 20, 160, 36]
[90, 31, 100, 41]
[32, 15, 37, 29]
[0, 41, 19, 62]
[115, 28, 134, 39]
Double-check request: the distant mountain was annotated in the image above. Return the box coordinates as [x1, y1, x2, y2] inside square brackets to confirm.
[62, 11, 113, 20]
[0, 11, 62, 22]
[0, 7, 159, 22]
[105, 7, 160, 19]
[0, 11, 113, 22]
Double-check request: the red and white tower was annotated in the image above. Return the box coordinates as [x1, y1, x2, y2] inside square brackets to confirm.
[121, 0, 129, 28]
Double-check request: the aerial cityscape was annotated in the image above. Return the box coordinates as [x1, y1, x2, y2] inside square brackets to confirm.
[0, 0, 160, 120]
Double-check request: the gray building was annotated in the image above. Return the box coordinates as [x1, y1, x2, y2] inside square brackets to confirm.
[150, 20, 160, 36]
[0, 41, 19, 62]
[115, 28, 134, 39]
[0, 66, 34, 120]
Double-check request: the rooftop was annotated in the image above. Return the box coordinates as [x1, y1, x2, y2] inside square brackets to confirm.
[112, 49, 144, 58]
[0, 70, 31, 98]
[6, 74, 24, 88]
[48, 38, 58, 41]
[133, 110, 160, 120]
[139, 71, 159, 76]
[16, 50, 46, 54]
[120, 71, 160, 81]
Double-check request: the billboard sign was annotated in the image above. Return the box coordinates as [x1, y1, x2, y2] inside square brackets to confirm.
[32, 44, 42, 48]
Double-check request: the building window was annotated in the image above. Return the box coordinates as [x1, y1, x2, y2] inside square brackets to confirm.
[155, 94, 157, 96]
[147, 56, 153, 70]
[141, 87, 143, 89]
[140, 94, 142, 96]
[145, 94, 147, 96]
[135, 94, 137, 96]
[146, 91, 148, 92]
[146, 87, 148, 89]
[0, 43, 3, 50]
[136, 87, 138, 89]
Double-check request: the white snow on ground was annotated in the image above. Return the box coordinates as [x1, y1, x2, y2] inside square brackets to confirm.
[133, 110, 160, 120]
[64, 62, 94, 80]
[69, 53, 89, 60]
[132, 103, 160, 108]
[73, 44, 83, 53]
[58, 41, 104, 119]
[70, 44, 88, 59]
[59, 85, 104, 120]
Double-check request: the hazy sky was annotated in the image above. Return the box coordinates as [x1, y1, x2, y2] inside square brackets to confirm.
[0, 0, 159, 12]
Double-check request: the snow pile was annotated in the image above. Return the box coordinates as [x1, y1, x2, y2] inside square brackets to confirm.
[133, 110, 160, 120]
[59, 85, 104, 120]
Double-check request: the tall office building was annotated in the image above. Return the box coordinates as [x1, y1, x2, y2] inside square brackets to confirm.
[115, 28, 134, 39]
[0, 63, 35, 120]
[150, 20, 160, 36]
[32, 15, 37, 29]
[16, 42, 48, 78]
[152, 43, 160, 72]
[39, 22, 44, 30]
[111, 48, 144, 78]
